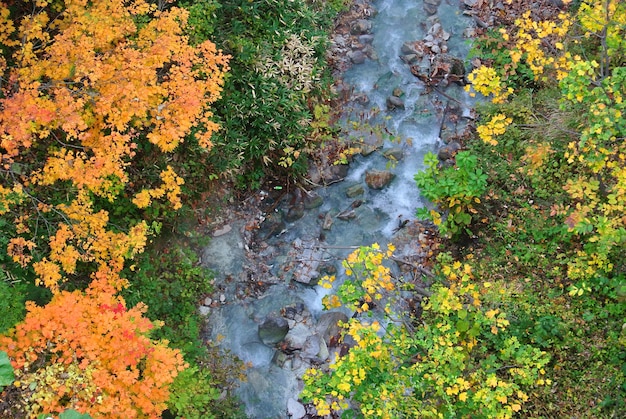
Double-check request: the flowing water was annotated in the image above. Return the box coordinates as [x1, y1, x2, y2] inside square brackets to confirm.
[202, 0, 476, 417]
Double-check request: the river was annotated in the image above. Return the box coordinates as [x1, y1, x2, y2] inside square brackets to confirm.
[201, 0, 477, 417]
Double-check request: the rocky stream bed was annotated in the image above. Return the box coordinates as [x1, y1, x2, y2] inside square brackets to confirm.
[195, 0, 508, 417]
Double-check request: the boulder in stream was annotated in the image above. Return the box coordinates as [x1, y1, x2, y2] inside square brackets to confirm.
[259, 316, 289, 345]
[345, 183, 365, 198]
[288, 398, 306, 419]
[303, 191, 324, 209]
[365, 169, 395, 189]
[386, 95, 405, 110]
[383, 147, 404, 161]
[347, 49, 366, 64]
[424, 0, 442, 15]
[316, 312, 349, 345]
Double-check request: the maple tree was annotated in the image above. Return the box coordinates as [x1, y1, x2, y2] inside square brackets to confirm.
[0, 0, 228, 416]
[0, 280, 186, 418]
[0, 0, 228, 292]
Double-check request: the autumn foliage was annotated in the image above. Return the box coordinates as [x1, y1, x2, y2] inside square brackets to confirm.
[0, 0, 228, 416]
[0, 0, 228, 291]
[0, 282, 187, 417]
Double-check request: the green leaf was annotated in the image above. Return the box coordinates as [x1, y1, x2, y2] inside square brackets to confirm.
[0, 350, 15, 388]
[456, 319, 470, 333]
[38, 409, 94, 419]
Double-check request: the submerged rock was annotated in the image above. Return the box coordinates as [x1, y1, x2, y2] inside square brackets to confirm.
[345, 183, 365, 198]
[383, 147, 404, 161]
[259, 316, 289, 345]
[303, 191, 323, 209]
[351, 19, 372, 35]
[258, 212, 286, 240]
[316, 312, 349, 345]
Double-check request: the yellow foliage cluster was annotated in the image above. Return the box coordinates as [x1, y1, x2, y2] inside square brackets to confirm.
[507, 10, 573, 81]
[465, 66, 512, 104]
[476, 113, 512, 146]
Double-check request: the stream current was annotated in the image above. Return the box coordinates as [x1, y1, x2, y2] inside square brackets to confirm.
[201, 0, 477, 417]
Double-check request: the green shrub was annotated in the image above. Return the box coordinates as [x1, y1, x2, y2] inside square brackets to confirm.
[415, 151, 488, 238]
[181, 0, 346, 188]
[122, 241, 213, 361]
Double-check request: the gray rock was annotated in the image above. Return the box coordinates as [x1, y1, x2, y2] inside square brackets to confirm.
[433, 54, 466, 79]
[273, 351, 289, 367]
[213, 224, 232, 237]
[424, 2, 438, 15]
[346, 184, 365, 198]
[327, 164, 348, 181]
[285, 202, 305, 223]
[336, 208, 356, 221]
[259, 316, 289, 345]
[437, 141, 462, 161]
[291, 239, 323, 285]
[383, 147, 404, 161]
[284, 323, 310, 349]
[316, 312, 349, 344]
[301, 334, 322, 359]
[347, 50, 366, 64]
[359, 34, 375, 44]
[317, 337, 329, 361]
[303, 191, 323, 209]
[401, 40, 428, 57]
[386, 95, 405, 110]
[400, 54, 419, 65]
[322, 212, 334, 230]
[365, 170, 396, 189]
[288, 398, 306, 419]
[258, 212, 286, 240]
[351, 19, 372, 35]
[199, 305, 211, 316]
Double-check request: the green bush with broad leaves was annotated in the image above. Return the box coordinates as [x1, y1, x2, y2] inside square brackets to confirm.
[415, 151, 488, 238]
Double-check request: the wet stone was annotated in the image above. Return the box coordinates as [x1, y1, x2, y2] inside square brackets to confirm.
[284, 202, 305, 223]
[386, 95, 405, 110]
[365, 170, 396, 189]
[258, 316, 289, 346]
[257, 212, 286, 240]
[358, 34, 374, 44]
[346, 183, 365, 198]
[288, 398, 306, 419]
[347, 49, 366, 64]
[303, 191, 323, 209]
[438, 140, 462, 161]
[383, 147, 404, 161]
[316, 312, 349, 345]
[350, 19, 372, 35]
